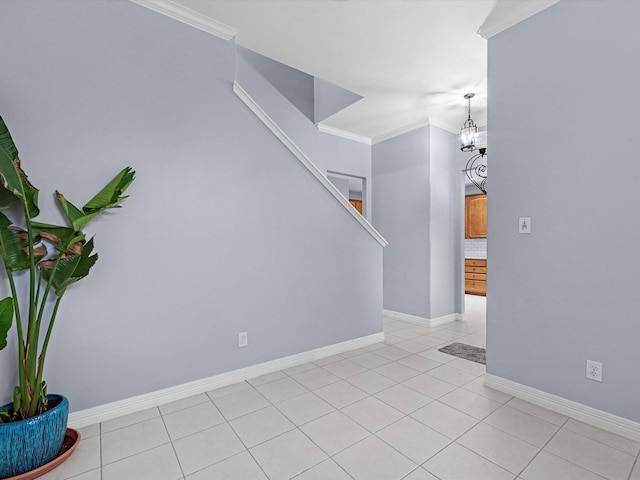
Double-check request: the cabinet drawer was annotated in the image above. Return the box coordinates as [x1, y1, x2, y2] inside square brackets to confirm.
[465, 259, 486, 267]
[465, 272, 486, 281]
[465, 279, 486, 295]
[465, 266, 487, 274]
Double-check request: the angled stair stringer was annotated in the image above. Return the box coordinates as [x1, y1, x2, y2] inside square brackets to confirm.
[233, 53, 387, 247]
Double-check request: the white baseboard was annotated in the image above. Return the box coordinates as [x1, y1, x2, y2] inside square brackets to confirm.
[484, 373, 640, 442]
[383, 309, 462, 327]
[69, 332, 384, 428]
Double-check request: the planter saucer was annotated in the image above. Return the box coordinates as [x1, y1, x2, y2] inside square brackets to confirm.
[5, 428, 81, 480]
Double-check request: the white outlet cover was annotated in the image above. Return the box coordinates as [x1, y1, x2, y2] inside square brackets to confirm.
[519, 217, 531, 234]
[238, 332, 248, 348]
[586, 360, 602, 382]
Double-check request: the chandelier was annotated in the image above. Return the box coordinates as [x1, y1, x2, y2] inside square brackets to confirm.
[460, 93, 487, 194]
[460, 93, 478, 152]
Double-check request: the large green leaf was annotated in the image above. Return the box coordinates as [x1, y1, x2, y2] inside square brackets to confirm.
[0, 117, 39, 218]
[0, 212, 29, 272]
[83, 167, 135, 213]
[56, 167, 134, 232]
[0, 297, 13, 350]
[39, 238, 98, 296]
[31, 222, 85, 253]
[0, 117, 18, 160]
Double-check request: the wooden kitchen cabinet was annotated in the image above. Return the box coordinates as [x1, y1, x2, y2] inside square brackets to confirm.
[465, 258, 486, 296]
[465, 193, 487, 238]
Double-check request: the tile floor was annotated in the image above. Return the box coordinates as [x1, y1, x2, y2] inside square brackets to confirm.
[42, 296, 640, 480]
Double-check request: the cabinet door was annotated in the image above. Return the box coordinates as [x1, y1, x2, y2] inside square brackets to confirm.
[466, 194, 487, 238]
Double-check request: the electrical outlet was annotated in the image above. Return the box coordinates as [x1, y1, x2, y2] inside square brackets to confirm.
[238, 332, 248, 348]
[586, 360, 602, 382]
[519, 217, 531, 234]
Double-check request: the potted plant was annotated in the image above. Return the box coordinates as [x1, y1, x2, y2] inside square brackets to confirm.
[0, 115, 134, 478]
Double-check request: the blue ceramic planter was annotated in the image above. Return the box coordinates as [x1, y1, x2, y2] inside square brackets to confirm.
[0, 394, 69, 478]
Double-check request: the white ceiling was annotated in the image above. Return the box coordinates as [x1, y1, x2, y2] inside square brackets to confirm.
[171, 0, 494, 141]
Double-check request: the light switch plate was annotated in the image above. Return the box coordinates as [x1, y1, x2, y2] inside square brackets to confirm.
[519, 217, 531, 234]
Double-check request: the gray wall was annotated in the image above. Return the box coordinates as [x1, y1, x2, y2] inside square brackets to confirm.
[429, 127, 464, 318]
[486, 0, 640, 420]
[372, 125, 463, 319]
[0, 0, 384, 411]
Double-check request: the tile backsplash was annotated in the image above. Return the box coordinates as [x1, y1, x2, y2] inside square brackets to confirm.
[465, 238, 487, 259]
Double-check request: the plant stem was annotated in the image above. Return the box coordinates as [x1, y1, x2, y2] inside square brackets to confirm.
[33, 293, 64, 412]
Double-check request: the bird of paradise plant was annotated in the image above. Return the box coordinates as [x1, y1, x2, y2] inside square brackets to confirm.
[0, 116, 134, 421]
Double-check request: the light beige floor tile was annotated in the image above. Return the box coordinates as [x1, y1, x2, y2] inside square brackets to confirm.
[300, 410, 369, 455]
[212, 387, 270, 420]
[39, 435, 101, 480]
[418, 348, 457, 364]
[314, 380, 369, 408]
[103, 443, 182, 480]
[321, 359, 368, 379]
[173, 423, 245, 476]
[101, 417, 170, 465]
[40, 469, 101, 480]
[385, 334, 409, 344]
[520, 450, 607, 480]
[506, 398, 568, 426]
[396, 354, 442, 372]
[362, 342, 386, 352]
[206, 381, 252, 400]
[374, 362, 421, 382]
[186, 451, 267, 480]
[333, 435, 416, 480]
[427, 331, 462, 342]
[283, 362, 316, 376]
[402, 373, 457, 399]
[292, 458, 352, 479]
[350, 352, 392, 369]
[255, 377, 308, 404]
[292, 367, 341, 390]
[163, 401, 225, 440]
[563, 418, 640, 456]
[345, 370, 397, 395]
[377, 416, 450, 463]
[411, 335, 447, 347]
[314, 354, 343, 366]
[159, 393, 211, 415]
[375, 384, 433, 414]
[423, 443, 514, 480]
[101, 407, 160, 433]
[229, 405, 294, 448]
[275, 391, 335, 426]
[342, 396, 404, 432]
[438, 388, 502, 420]
[376, 345, 413, 361]
[411, 401, 478, 439]
[425, 365, 478, 387]
[544, 428, 635, 480]
[340, 347, 369, 358]
[458, 422, 539, 474]
[462, 377, 513, 403]
[395, 340, 430, 354]
[76, 423, 100, 439]
[248, 370, 287, 387]
[447, 357, 486, 376]
[250, 429, 327, 480]
[401, 467, 440, 479]
[391, 329, 421, 340]
[484, 406, 560, 448]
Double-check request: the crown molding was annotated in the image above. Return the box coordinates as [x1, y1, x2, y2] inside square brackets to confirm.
[130, 0, 238, 40]
[371, 117, 457, 145]
[478, 0, 561, 39]
[316, 123, 372, 145]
